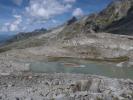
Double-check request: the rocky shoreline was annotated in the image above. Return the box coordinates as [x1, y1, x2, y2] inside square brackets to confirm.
[0, 73, 133, 100]
[0, 51, 133, 100]
[0, 42, 133, 100]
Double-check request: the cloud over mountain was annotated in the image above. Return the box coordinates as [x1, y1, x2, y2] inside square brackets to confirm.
[72, 8, 84, 17]
[25, 0, 73, 21]
[0, 15, 22, 32]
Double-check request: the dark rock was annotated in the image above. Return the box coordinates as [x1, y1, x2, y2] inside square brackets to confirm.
[67, 16, 77, 25]
[16, 97, 20, 100]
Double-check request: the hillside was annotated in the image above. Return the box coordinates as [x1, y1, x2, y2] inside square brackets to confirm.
[8, 28, 47, 43]
[0, 0, 133, 63]
[58, 0, 133, 40]
[105, 6, 133, 35]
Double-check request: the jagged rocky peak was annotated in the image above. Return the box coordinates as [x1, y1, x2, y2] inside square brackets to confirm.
[84, 0, 133, 32]
[59, 0, 133, 37]
[67, 16, 78, 25]
[104, 0, 132, 18]
[8, 28, 47, 42]
[34, 28, 47, 32]
[104, 0, 133, 35]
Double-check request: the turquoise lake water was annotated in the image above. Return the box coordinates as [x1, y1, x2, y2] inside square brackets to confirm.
[30, 58, 133, 79]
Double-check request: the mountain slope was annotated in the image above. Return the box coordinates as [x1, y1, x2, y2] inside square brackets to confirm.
[5, 0, 133, 44]
[0, 26, 64, 53]
[85, 0, 133, 35]
[0, 0, 133, 62]
[105, 6, 133, 35]
[8, 28, 47, 43]
[58, 0, 133, 40]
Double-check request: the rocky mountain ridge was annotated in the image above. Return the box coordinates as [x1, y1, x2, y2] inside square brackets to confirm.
[4, 0, 133, 44]
[8, 28, 47, 43]
[57, 0, 133, 40]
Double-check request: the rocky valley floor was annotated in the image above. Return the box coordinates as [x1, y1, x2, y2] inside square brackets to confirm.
[0, 54, 132, 100]
[0, 32, 133, 100]
[0, 73, 133, 100]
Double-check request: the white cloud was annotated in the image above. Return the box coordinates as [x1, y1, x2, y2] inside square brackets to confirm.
[0, 15, 22, 32]
[12, 0, 23, 6]
[0, 0, 77, 32]
[0, 23, 9, 32]
[52, 19, 58, 24]
[25, 0, 72, 22]
[64, 0, 76, 3]
[72, 8, 84, 17]
[9, 15, 22, 31]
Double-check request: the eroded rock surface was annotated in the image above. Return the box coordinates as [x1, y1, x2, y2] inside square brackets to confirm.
[0, 73, 133, 100]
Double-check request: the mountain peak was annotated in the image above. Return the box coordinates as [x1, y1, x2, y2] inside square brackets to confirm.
[67, 16, 78, 25]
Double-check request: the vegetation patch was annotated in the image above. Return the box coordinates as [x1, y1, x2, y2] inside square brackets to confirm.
[47, 55, 129, 63]
[104, 56, 129, 62]
[0, 47, 10, 53]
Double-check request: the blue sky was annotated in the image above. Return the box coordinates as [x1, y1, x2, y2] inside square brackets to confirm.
[0, 0, 112, 35]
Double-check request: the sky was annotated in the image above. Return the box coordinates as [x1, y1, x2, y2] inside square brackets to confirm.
[0, 0, 112, 35]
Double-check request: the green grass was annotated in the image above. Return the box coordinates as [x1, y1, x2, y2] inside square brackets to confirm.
[47, 55, 129, 63]
[104, 56, 129, 62]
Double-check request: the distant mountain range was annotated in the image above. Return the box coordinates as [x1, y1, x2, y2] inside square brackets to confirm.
[0, 34, 13, 43]
[8, 28, 47, 43]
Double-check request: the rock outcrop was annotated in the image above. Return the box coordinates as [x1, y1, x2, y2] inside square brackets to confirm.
[67, 16, 78, 25]
[58, 0, 133, 38]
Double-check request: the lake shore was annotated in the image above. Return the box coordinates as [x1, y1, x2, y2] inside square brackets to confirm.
[0, 32, 133, 100]
[0, 72, 133, 100]
[0, 54, 133, 100]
